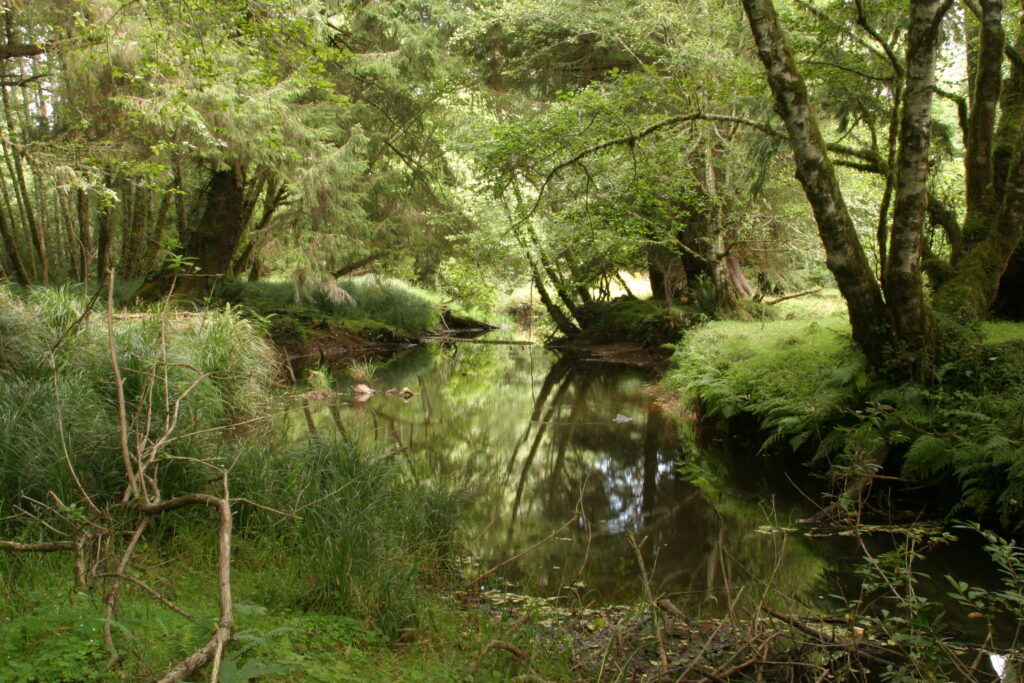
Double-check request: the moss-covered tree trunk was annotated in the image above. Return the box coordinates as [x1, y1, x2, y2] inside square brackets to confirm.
[184, 168, 247, 281]
[741, 0, 894, 369]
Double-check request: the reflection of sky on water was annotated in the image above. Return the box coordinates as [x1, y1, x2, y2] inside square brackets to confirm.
[287, 341, 829, 608]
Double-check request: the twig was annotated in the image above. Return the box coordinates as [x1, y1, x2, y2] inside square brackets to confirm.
[105, 518, 150, 667]
[469, 514, 580, 587]
[764, 287, 823, 305]
[96, 572, 194, 619]
[466, 639, 529, 674]
[107, 270, 139, 501]
[628, 532, 669, 676]
[231, 497, 299, 519]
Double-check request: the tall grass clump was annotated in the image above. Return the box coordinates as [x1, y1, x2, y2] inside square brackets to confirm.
[229, 435, 467, 637]
[224, 275, 442, 337]
[322, 275, 440, 336]
[0, 285, 277, 521]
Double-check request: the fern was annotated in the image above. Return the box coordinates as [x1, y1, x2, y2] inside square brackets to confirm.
[901, 435, 953, 481]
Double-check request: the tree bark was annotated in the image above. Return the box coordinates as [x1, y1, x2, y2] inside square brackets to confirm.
[964, 0, 1004, 216]
[741, 0, 892, 367]
[0, 205, 28, 284]
[184, 167, 246, 280]
[884, 0, 949, 371]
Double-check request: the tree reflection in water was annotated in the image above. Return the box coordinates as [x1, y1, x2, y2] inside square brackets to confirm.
[293, 341, 824, 610]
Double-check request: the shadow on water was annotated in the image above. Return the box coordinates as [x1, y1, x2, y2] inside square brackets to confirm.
[289, 339, 1013, 634]
[288, 340, 832, 612]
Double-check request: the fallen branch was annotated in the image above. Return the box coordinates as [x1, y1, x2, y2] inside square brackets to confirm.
[765, 287, 823, 305]
[151, 488, 234, 683]
[466, 639, 529, 675]
[97, 572, 193, 620]
[470, 514, 580, 587]
[0, 538, 85, 588]
[424, 336, 534, 346]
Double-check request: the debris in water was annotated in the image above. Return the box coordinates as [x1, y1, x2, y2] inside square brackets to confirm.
[613, 413, 633, 423]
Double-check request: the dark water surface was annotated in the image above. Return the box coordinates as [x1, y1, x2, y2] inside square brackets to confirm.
[293, 339, 1004, 626]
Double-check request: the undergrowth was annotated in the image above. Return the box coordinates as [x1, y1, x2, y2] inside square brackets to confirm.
[0, 284, 538, 681]
[575, 297, 695, 346]
[219, 275, 443, 338]
[667, 294, 1024, 527]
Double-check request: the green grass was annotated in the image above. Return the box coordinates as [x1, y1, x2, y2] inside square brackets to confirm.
[221, 275, 443, 338]
[0, 284, 520, 680]
[668, 290, 1024, 525]
[0, 286, 278, 515]
[982, 320, 1024, 344]
[667, 314, 860, 422]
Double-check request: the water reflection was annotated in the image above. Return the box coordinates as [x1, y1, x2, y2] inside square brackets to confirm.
[289, 341, 826, 609]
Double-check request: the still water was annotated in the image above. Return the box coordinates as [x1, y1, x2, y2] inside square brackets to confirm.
[293, 339, 1001, 622]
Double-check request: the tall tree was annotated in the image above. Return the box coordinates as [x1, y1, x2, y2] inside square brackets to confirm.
[741, 0, 1024, 378]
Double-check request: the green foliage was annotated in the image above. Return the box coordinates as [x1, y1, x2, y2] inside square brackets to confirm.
[0, 601, 109, 683]
[668, 301, 1024, 526]
[828, 525, 1024, 681]
[577, 298, 695, 347]
[0, 285, 276, 521]
[225, 276, 442, 338]
[325, 276, 441, 337]
[231, 435, 467, 637]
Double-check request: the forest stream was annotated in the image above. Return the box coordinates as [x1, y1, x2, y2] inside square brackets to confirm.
[290, 338, 1003, 641]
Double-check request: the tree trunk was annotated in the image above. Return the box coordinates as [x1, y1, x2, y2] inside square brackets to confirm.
[648, 243, 684, 301]
[0, 205, 28, 284]
[529, 255, 579, 336]
[184, 168, 246, 280]
[883, 0, 948, 372]
[96, 187, 112, 284]
[741, 0, 892, 368]
[77, 188, 91, 285]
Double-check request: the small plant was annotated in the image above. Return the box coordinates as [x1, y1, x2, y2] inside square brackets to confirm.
[347, 358, 376, 384]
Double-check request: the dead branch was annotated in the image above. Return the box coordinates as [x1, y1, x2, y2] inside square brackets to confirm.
[0, 539, 77, 552]
[470, 514, 580, 587]
[151, 487, 234, 683]
[764, 287, 823, 305]
[97, 572, 193, 620]
[627, 532, 669, 676]
[105, 518, 149, 667]
[657, 598, 686, 619]
[466, 639, 530, 675]
[107, 270, 140, 501]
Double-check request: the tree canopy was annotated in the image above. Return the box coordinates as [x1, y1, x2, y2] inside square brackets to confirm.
[0, 0, 1022, 373]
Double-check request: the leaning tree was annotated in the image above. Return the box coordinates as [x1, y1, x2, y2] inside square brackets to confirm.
[741, 0, 1024, 379]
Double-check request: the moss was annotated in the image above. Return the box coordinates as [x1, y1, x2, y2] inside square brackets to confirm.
[982, 320, 1024, 345]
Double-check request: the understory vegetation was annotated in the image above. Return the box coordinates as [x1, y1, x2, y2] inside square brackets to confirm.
[7, 0, 1024, 679]
[0, 286, 568, 681]
[668, 291, 1024, 527]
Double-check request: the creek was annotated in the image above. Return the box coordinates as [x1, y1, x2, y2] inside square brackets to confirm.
[291, 338, 1005, 633]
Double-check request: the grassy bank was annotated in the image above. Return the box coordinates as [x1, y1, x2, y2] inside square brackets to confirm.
[216, 275, 497, 352]
[666, 290, 1024, 526]
[0, 284, 569, 681]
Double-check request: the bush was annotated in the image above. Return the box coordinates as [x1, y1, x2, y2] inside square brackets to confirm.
[667, 308, 1024, 526]
[577, 297, 694, 346]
